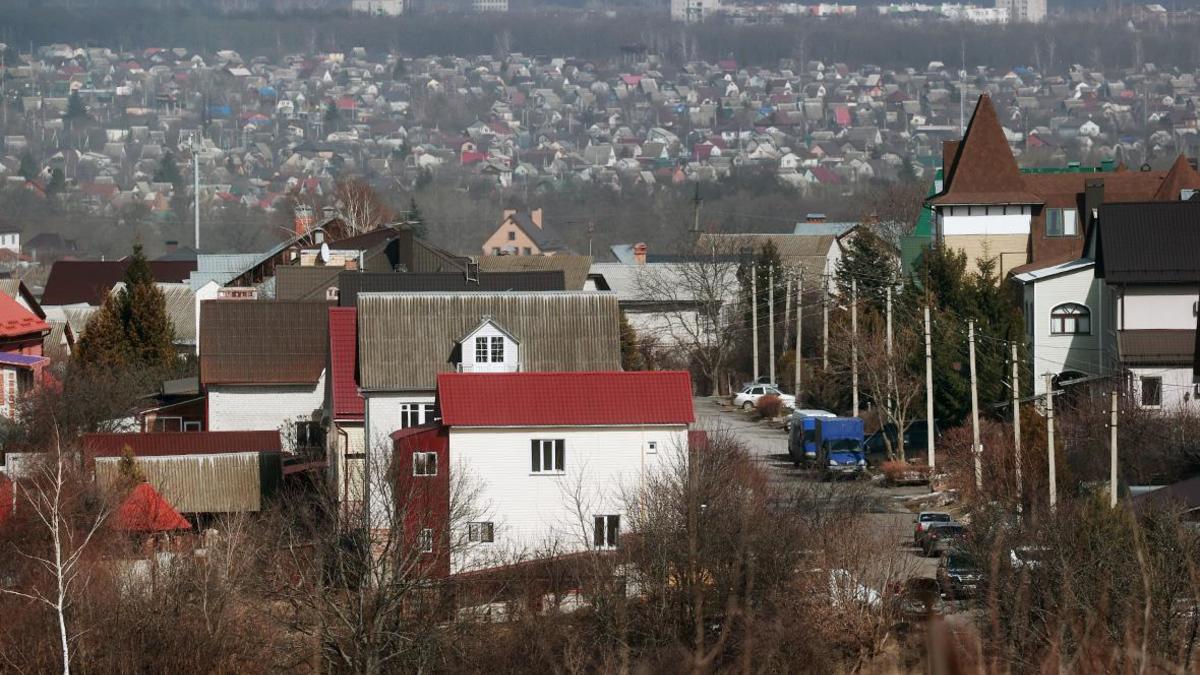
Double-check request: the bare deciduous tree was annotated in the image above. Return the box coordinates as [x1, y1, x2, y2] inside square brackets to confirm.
[333, 178, 394, 236]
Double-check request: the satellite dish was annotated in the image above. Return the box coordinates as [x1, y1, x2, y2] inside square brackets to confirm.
[318, 242, 331, 264]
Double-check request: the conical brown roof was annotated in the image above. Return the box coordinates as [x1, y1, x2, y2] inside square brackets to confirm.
[1152, 154, 1200, 201]
[930, 94, 1042, 206]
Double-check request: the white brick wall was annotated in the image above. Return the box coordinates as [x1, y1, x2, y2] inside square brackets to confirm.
[207, 371, 326, 451]
[448, 425, 688, 573]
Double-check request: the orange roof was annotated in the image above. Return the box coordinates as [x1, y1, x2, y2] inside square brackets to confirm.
[113, 482, 191, 533]
[0, 292, 48, 339]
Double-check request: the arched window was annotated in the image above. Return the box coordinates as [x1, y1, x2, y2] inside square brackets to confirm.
[1050, 303, 1090, 335]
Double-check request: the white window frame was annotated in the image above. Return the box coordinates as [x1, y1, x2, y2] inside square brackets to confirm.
[417, 528, 434, 553]
[153, 416, 183, 432]
[399, 403, 435, 428]
[412, 451, 438, 476]
[1049, 303, 1091, 335]
[468, 522, 494, 543]
[489, 336, 504, 363]
[183, 420, 202, 432]
[593, 514, 620, 549]
[474, 336, 489, 363]
[531, 439, 565, 474]
[1046, 208, 1078, 237]
[646, 440, 658, 454]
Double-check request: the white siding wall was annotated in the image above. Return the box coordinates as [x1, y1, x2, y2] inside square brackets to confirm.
[364, 391, 437, 526]
[1129, 367, 1198, 411]
[1119, 286, 1200, 331]
[461, 323, 520, 371]
[207, 371, 326, 450]
[1030, 267, 1109, 394]
[449, 425, 688, 573]
[939, 212, 1031, 236]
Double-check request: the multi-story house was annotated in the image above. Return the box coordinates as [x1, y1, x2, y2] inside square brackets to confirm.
[391, 371, 695, 575]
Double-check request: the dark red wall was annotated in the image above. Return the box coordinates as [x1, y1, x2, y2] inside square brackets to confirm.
[393, 425, 451, 578]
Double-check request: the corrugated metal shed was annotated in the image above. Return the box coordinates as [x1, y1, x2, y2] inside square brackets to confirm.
[357, 292, 621, 391]
[200, 301, 330, 385]
[95, 451, 278, 513]
[337, 271, 564, 308]
[82, 430, 281, 460]
[478, 255, 593, 290]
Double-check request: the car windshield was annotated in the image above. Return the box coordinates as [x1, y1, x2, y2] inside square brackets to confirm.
[946, 554, 980, 571]
[921, 514, 952, 523]
[829, 439, 860, 452]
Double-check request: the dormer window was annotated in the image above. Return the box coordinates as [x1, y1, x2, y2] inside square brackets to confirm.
[460, 318, 519, 373]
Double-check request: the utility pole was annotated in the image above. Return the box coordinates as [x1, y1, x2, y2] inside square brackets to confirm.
[1045, 374, 1057, 512]
[769, 266, 776, 386]
[886, 285, 894, 416]
[822, 274, 830, 370]
[751, 266, 759, 382]
[1012, 343, 1022, 514]
[794, 269, 803, 400]
[191, 132, 201, 252]
[851, 278, 859, 417]
[968, 320, 982, 491]
[924, 305, 935, 470]
[1110, 390, 1119, 508]
[691, 182, 703, 234]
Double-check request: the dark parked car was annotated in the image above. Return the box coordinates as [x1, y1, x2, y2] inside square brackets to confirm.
[922, 522, 966, 557]
[938, 551, 983, 599]
[864, 420, 941, 464]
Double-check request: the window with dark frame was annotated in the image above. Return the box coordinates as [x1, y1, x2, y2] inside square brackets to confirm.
[531, 439, 565, 473]
[417, 528, 434, 553]
[1046, 208, 1078, 237]
[1049, 303, 1091, 335]
[413, 451, 438, 476]
[1141, 377, 1163, 407]
[468, 522, 494, 543]
[593, 515, 620, 548]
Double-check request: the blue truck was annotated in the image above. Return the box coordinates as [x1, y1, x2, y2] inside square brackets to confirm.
[815, 417, 867, 479]
[787, 411, 835, 466]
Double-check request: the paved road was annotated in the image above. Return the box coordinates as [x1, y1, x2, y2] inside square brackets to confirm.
[694, 397, 938, 579]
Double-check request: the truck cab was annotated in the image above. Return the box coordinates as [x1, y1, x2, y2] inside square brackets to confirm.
[815, 417, 866, 479]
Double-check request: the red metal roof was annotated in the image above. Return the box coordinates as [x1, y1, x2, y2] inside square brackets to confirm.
[113, 482, 192, 532]
[82, 431, 281, 467]
[329, 307, 363, 420]
[0, 292, 48, 338]
[437, 371, 694, 427]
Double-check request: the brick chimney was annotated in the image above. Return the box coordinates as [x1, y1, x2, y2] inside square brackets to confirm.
[293, 205, 315, 235]
[633, 242, 647, 265]
[502, 208, 517, 222]
[164, 240, 178, 255]
[805, 212, 827, 223]
[530, 208, 543, 229]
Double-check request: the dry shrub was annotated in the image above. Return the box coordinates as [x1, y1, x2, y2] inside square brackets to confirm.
[880, 460, 930, 486]
[754, 394, 785, 419]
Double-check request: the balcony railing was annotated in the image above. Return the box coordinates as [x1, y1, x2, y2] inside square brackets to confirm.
[456, 362, 522, 373]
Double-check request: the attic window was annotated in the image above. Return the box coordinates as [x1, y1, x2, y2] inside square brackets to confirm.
[1046, 208, 1078, 237]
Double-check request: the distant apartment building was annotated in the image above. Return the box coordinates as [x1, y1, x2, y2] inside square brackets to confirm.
[997, 0, 1046, 22]
[352, 0, 404, 14]
[473, 0, 508, 11]
[671, 0, 722, 22]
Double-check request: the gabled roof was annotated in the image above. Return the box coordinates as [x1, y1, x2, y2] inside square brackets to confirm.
[478, 254, 593, 290]
[329, 307, 363, 421]
[357, 292, 621, 392]
[199, 301, 330, 385]
[929, 95, 1042, 206]
[459, 316, 520, 345]
[502, 211, 570, 253]
[113, 483, 192, 532]
[437, 371, 694, 427]
[0, 279, 45, 319]
[0, 292, 49, 339]
[42, 260, 197, 306]
[337, 271, 565, 308]
[1093, 201, 1200, 283]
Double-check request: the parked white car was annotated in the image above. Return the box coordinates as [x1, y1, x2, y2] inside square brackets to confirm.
[732, 385, 795, 411]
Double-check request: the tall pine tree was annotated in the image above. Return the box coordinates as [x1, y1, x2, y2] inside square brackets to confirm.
[75, 243, 176, 373]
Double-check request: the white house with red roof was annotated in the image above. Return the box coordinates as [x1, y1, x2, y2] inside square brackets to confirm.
[0, 292, 50, 419]
[390, 371, 695, 575]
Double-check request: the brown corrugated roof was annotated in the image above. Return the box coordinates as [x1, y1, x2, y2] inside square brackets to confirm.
[930, 95, 1042, 206]
[1152, 154, 1200, 201]
[274, 266, 341, 302]
[42, 260, 196, 306]
[1117, 329, 1196, 365]
[199, 301, 330, 385]
[478, 255, 593, 290]
[1094, 201, 1200, 283]
[357, 292, 621, 391]
[83, 430, 282, 462]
